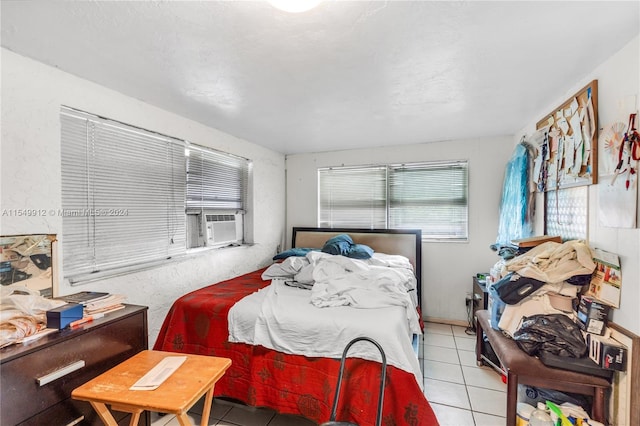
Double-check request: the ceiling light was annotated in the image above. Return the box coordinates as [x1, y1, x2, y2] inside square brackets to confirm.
[268, 0, 322, 13]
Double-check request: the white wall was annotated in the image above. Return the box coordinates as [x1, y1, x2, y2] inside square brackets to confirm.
[286, 36, 640, 334]
[0, 49, 286, 345]
[515, 36, 640, 335]
[285, 136, 513, 324]
[3, 34, 636, 341]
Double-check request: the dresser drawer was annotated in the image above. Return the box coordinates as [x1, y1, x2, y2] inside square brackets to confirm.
[18, 397, 97, 426]
[17, 397, 149, 426]
[1, 308, 146, 426]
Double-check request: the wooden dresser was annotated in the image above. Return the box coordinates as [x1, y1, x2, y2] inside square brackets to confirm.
[1, 304, 149, 426]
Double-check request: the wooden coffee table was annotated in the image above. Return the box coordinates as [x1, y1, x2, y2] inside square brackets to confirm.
[72, 350, 231, 426]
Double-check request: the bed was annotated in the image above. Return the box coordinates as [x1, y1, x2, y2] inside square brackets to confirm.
[154, 227, 439, 425]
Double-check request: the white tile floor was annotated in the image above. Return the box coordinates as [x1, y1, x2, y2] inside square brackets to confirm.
[422, 322, 507, 426]
[151, 322, 507, 426]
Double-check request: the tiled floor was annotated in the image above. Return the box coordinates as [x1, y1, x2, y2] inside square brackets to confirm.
[423, 322, 507, 425]
[150, 322, 507, 426]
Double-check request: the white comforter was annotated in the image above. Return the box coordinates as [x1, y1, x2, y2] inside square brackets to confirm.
[261, 252, 419, 307]
[228, 254, 423, 388]
[310, 255, 421, 334]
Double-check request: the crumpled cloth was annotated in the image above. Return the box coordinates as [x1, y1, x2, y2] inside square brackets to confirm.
[504, 240, 596, 283]
[310, 255, 421, 335]
[0, 313, 42, 347]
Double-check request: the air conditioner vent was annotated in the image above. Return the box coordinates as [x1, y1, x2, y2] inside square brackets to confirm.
[205, 214, 235, 222]
[205, 214, 238, 245]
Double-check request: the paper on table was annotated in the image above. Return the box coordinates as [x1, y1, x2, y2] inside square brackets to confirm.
[130, 356, 187, 391]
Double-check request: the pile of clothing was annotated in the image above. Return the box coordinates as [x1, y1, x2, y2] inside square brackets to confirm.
[0, 286, 64, 348]
[488, 240, 596, 356]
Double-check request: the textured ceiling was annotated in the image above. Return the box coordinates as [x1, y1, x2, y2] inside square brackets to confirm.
[2, 1, 638, 155]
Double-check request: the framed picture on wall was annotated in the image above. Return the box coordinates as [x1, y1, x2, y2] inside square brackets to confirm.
[0, 234, 56, 298]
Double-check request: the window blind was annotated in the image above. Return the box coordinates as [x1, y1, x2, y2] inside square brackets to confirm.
[185, 143, 249, 213]
[318, 166, 387, 228]
[318, 161, 468, 240]
[389, 161, 468, 239]
[61, 107, 186, 280]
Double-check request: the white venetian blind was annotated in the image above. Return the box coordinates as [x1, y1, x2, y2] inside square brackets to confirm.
[318, 161, 468, 240]
[61, 107, 186, 281]
[318, 166, 387, 228]
[185, 143, 249, 213]
[389, 161, 468, 239]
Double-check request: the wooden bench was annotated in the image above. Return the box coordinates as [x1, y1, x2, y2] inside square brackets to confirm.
[475, 310, 610, 426]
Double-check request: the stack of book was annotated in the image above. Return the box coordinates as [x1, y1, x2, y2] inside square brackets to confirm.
[57, 291, 127, 316]
[83, 294, 127, 315]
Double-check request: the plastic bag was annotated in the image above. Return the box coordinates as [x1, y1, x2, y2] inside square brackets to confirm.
[518, 385, 590, 413]
[0, 285, 64, 316]
[495, 143, 533, 246]
[513, 314, 587, 358]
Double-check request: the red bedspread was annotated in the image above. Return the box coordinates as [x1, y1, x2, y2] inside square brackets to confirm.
[154, 268, 439, 426]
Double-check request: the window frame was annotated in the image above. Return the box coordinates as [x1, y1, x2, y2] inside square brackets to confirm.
[60, 107, 250, 284]
[185, 142, 250, 249]
[318, 160, 469, 242]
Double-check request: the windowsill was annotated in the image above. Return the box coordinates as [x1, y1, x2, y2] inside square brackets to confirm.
[422, 238, 469, 243]
[67, 243, 254, 286]
[186, 242, 252, 254]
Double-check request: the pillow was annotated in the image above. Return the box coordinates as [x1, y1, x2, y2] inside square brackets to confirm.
[346, 244, 374, 259]
[321, 234, 353, 256]
[273, 247, 317, 260]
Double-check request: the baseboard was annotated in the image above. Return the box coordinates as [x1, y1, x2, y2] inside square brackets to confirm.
[423, 316, 470, 328]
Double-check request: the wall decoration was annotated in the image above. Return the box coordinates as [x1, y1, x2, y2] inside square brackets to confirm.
[534, 80, 598, 191]
[601, 122, 628, 174]
[597, 113, 639, 228]
[598, 179, 637, 228]
[0, 234, 56, 298]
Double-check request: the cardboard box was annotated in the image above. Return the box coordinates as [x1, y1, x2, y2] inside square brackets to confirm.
[511, 235, 562, 248]
[46, 303, 83, 329]
[588, 334, 627, 371]
[576, 296, 610, 335]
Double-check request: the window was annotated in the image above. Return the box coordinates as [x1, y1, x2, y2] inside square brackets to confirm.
[318, 161, 468, 240]
[61, 107, 249, 283]
[318, 166, 387, 228]
[185, 143, 249, 248]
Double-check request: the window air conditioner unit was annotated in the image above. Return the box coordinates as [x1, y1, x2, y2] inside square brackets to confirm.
[205, 214, 239, 246]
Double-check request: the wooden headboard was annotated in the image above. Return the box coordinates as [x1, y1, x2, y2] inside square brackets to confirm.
[292, 227, 422, 307]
